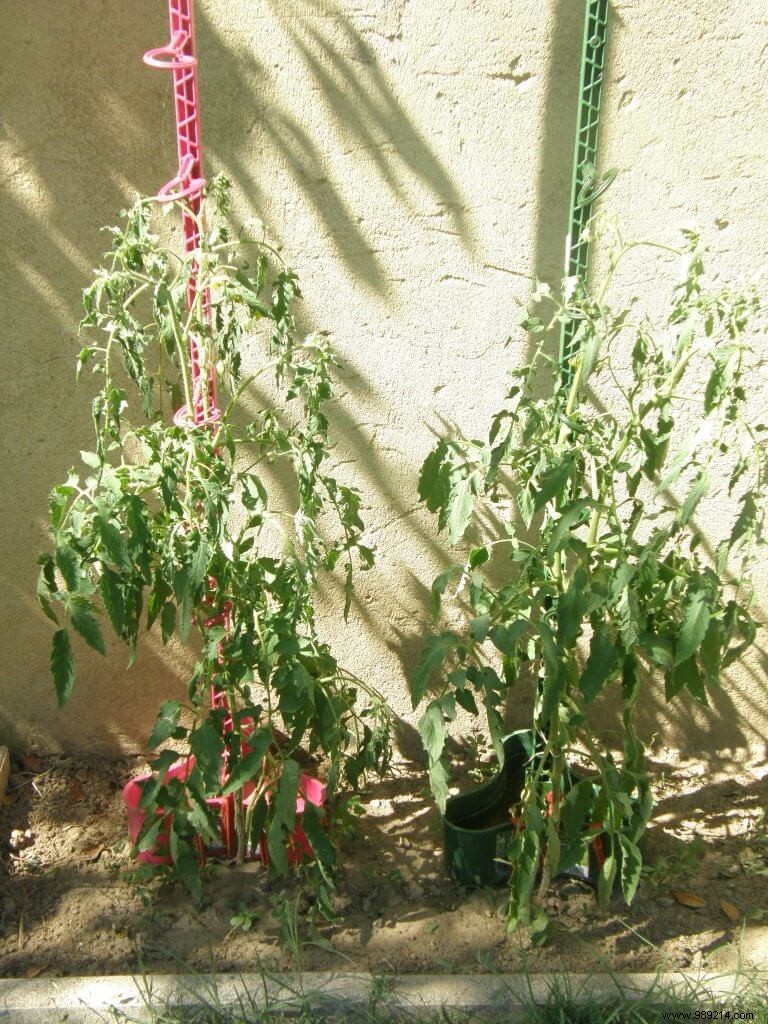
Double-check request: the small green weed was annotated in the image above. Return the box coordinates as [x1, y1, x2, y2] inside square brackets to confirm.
[228, 902, 260, 934]
[642, 837, 705, 888]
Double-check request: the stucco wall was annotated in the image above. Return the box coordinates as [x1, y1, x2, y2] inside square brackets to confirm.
[1, 0, 766, 764]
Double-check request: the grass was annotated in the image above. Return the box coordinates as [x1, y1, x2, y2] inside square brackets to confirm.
[99, 962, 768, 1024]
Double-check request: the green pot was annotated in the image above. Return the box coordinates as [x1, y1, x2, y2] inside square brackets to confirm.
[443, 729, 606, 888]
[443, 730, 535, 888]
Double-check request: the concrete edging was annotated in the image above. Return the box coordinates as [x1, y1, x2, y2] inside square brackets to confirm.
[0, 970, 753, 1023]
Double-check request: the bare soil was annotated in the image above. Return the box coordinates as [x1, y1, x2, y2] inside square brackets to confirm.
[1, 747, 767, 979]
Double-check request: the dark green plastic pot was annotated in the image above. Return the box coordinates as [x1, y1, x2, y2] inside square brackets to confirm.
[444, 730, 535, 888]
[443, 730, 606, 888]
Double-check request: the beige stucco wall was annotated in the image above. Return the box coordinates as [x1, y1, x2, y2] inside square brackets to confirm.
[1, 0, 766, 764]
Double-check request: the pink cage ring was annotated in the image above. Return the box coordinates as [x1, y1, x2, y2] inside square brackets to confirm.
[143, 31, 197, 70]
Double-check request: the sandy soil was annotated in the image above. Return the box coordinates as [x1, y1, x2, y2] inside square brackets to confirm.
[1, 746, 767, 979]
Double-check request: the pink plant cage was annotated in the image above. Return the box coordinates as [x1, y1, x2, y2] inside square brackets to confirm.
[122, 0, 325, 866]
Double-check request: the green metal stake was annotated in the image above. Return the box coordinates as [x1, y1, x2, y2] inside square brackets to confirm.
[535, 0, 615, 746]
[559, 0, 615, 388]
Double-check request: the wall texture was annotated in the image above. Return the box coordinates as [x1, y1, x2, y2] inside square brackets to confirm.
[1, 1, 766, 766]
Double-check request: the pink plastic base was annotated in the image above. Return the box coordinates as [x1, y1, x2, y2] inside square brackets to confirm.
[123, 756, 326, 867]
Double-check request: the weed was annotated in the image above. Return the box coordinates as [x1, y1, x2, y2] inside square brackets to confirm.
[642, 837, 705, 888]
[228, 902, 260, 934]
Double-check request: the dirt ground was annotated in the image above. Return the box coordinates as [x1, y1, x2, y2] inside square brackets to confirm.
[1, 745, 767, 979]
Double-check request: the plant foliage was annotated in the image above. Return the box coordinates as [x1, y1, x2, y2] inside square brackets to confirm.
[37, 179, 391, 903]
[414, 218, 767, 937]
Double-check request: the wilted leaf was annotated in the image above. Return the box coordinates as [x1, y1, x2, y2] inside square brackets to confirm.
[719, 899, 741, 923]
[79, 841, 105, 862]
[672, 891, 705, 908]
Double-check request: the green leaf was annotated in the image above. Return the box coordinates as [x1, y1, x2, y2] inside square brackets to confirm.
[169, 825, 202, 903]
[234, 268, 269, 314]
[579, 326, 602, 383]
[617, 587, 641, 649]
[80, 450, 101, 469]
[579, 626, 619, 702]
[189, 720, 225, 790]
[675, 583, 711, 666]
[506, 830, 540, 929]
[49, 485, 73, 529]
[148, 700, 182, 749]
[428, 758, 450, 814]
[678, 469, 708, 526]
[36, 568, 59, 624]
[418, 442, 450, 513]
[96, 515, 127, 567]
[489, 620, 527, 657]
[638, 632, 674, 669]
[184, 771, 221, 844]
[597, 853, 617, 908]
[136, 814, 166, 854]
[418, 701, 446, 765]
[529, 908, 552, 947]
[730, 493, 757, 547]
[267, 816, 289, 875]
[561, 780, 595, 841]
[189, 537, 211, 593]
[411, 632, 458, 709]
[556, 572, 588, 647]
[301, 801, 333, 866]
[344, 561, 353, 622]
[447, 472, 475, 544]
[665, 656, 705, 703]
[454, 687, 478, 715]
[534, 458, 572, 511]
[470, 614, 490, 643]
[468, 546, 489, 569]
[70, 605, 106, 655]
[220, 730, 273, 795]
[160, 602, 176, 645]
[267, 759, 301, 873]
[174, 568, 191, 644]
[546, 501, 593, 559]
[618, 834, 642, 905]
[699, 619, 723, 685]
[51, 629, 75, 706]
[274, 758, 300, 832]
[55, 543, 80, 591]
[99, 568, 125, 636]
[430, 566, 461, 618]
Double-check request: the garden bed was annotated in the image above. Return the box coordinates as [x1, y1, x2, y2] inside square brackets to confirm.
[0, 747, 766, 979]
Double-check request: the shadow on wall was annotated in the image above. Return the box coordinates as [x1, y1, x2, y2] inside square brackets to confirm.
[1, 0, 764, 764]
[196, 0, 478, 296]
[0, 0, 479, 754]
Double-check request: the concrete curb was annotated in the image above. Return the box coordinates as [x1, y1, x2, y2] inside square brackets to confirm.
[0, 970, 754, 1023]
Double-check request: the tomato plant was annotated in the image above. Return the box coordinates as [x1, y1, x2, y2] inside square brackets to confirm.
[414, 218, 767, 939]
[37, 178, 391, 904]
